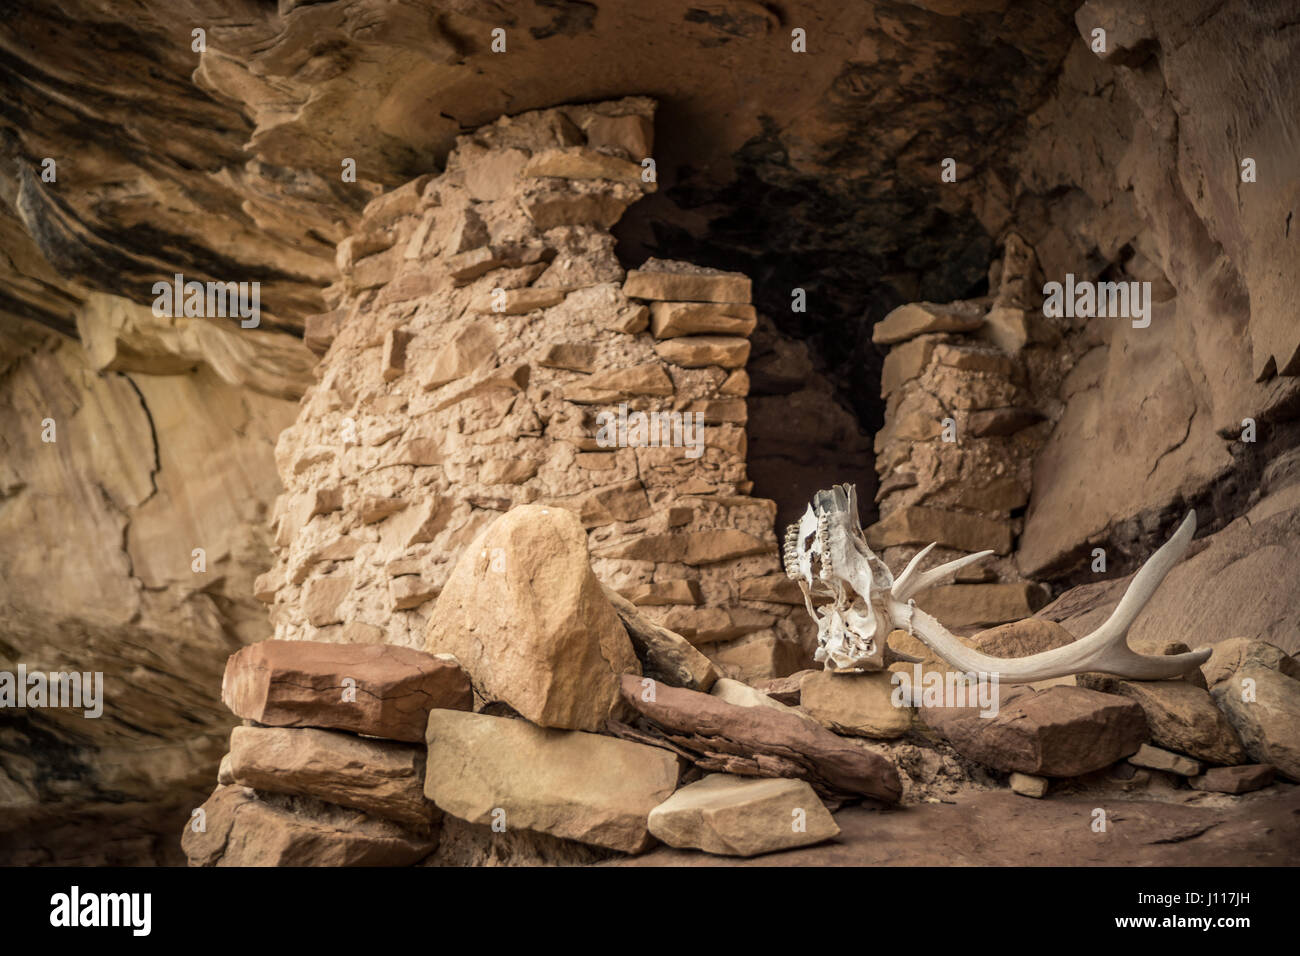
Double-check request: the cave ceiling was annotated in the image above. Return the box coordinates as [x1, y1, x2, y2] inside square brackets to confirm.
[1, 0, 1078, 422]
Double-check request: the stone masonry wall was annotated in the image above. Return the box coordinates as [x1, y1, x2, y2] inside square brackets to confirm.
[256, 98, 811, 682]
[867, 234, 1055, 631]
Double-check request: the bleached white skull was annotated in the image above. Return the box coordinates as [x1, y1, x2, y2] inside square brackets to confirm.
[782, 484, 896, 672]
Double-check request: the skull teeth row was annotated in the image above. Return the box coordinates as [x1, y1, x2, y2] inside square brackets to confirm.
[817, 513, 833, 581]
[782, 525, 801, 580]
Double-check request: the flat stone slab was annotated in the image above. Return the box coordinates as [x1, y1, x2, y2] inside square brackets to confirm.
[1189, 764, 1276, 794]
[228, 726, 436, 830]
[221, 640, 472, 743]
[1129, 742, 1202, 777]
[648, 774, 839, 857]
[424, 709, 679, 854]
[872, 301, 984, 345]
[623, 258, 751, 304]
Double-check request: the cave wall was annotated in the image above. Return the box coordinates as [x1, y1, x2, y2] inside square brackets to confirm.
[998, 0, 1300, 579]
[0, 311, 302, 862]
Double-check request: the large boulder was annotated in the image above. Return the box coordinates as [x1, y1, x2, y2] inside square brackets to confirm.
[647, 774, 839, 857]
[614, 675, 902, 804]
[228, 726, 436, 830]
[921, 685, 1148, 777]
[221, 640, 472, 743]
[182, 786, 437, 867]
[425, 505, 639, 731]
[424, 710, 679, 854]
[1212, 666, 1300, 782]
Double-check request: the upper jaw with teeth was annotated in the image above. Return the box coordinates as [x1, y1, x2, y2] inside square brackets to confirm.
[783, 483, 1211, 682]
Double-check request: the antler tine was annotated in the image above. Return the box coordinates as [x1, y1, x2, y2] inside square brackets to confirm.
[1078, 510, 1196, 650]
[891, 543, 936, 597]
[892, 548, 995, 603]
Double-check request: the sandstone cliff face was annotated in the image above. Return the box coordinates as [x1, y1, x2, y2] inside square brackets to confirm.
[0, 311, 302, 863]
[998, 2, 1300, 578]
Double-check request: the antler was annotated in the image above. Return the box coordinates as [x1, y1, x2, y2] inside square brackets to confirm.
[786, 485, 1211, 682]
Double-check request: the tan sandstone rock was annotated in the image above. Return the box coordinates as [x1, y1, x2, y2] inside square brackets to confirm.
[424, 710, 679, 854]
[425, 505, 639, 731]
[650, 302, 757, 338]
[1212, 665, 1300, 781]
[183, 785, 436, 867]
[872, 301, 984, 345]
[799, 670, 913, 739]
[1075, 674, 1247, 766]
[654, 335, 751, 369]
[624, 258, 751, 303]
[868, 505, 1014, 555]
[647, 774, 839, 857]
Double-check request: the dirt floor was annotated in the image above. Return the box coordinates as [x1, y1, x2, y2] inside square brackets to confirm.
[615, 786, 1300, 866]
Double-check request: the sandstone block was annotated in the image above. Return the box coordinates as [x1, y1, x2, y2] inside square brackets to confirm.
[872, 301, 984, 345]
[424, 710, 678, 854]
[1074, 675, 1247, 766]
[798, 670, 913, 739]
[647, 774, 839, 857]
[654, 335, 750, 369]
[970, 618, 1075, 657]
[539, 342, 598, 372]
[221, 640, 472, 743]
[867, 505, 1014, 555]
[624, 259, 751, 304]
[228, 726, 436, 830]
[921, 685, 1148, 777]
[650, 302, 757, 339]
[1212, 665, 1300, 781]
[521, 147, 644, 182]
[562, 363, 674, 403]
[916, 582, 1049, 628]
[1129, 742, 1201, 777]
[1189, 764, 1275, 794]
[183, 786, 436, 867]
[1009, 772, 1049, 798]
[425, 505, 639, 731]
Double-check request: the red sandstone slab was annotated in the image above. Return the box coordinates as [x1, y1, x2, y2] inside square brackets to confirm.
[222, 640, 472, 742]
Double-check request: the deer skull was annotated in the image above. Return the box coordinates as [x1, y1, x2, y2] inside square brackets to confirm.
[783, 483, 1211, 682]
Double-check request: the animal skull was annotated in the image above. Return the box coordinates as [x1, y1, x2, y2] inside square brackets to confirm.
[783, 483, 1211, 682]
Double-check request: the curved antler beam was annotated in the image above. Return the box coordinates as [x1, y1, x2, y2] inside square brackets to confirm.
[893, 511, 1209, 683]
[784, 484, 1211, 682]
